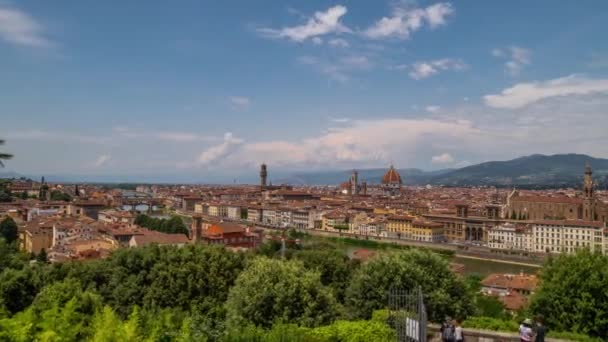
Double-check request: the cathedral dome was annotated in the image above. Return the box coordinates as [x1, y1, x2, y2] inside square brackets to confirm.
[382, 165, 402, 184]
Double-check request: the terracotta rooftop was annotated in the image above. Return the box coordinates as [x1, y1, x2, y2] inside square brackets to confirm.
[481, 273, 538, 292]
[534, 220, 605, 228]
[513, 195, 583, 204]
[382, 165, 402, 184]
[496, 291, 528, 311]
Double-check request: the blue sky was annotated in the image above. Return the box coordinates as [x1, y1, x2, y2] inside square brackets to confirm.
[1, 0, 608, 181]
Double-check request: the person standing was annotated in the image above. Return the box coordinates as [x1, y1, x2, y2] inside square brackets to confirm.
[534, 315, 547, 342]
[453, 319, 464, 342]
[440, 316, 455, 342]
[519, 318, 534, 342]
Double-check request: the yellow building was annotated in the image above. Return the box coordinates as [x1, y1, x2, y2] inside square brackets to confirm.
[374, 207, 398, 215]
[387, 215, 444, 242]
[20, 223, 53, 254]
[322, 211, 347, 232]
[407, 220, 445, 242]
[387, 214, 414, 236]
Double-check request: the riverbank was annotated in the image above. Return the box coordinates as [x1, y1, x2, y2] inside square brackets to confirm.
[264, 227, 543, 275]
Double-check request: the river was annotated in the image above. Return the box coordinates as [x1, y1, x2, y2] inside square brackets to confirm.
[344, 246, 540, 276]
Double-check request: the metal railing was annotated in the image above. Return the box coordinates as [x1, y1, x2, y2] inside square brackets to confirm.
[388, 287, 427, 342]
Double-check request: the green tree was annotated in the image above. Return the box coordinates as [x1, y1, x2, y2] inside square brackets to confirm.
[0, 140, 12, 168]
[474, 295, 507, 318]
[134, 214, 188, 236]
[292, 249, 359, 302]
[225, 257, 338, 329]
[333, 224, 350, 236]
[529, 250, 608, 337]
[50, 190, 72, 202]
[36, 248, 48, 263]
[0, 267, 44, 314]
[345, 249, 473, 322]
[0, 180, 11, 203]
[0, 217, 18, 244]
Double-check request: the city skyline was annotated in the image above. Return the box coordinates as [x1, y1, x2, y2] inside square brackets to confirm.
[2, 1, 608, 179]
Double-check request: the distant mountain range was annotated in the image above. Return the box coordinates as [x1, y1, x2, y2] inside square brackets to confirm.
[2, 154, 607, 187]
[283, 154, 608, 187]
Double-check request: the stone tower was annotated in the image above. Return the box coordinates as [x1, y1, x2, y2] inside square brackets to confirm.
[260, 163, 268, 190]
[583, 162, 596, 221]
[350, 170, 359, 196]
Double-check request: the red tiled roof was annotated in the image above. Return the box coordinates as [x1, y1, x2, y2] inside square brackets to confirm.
[514, 196, 583, 204]
[481, 273, 538, 292]
[382, 165, 402, 184]
[534, 220, 604, 228]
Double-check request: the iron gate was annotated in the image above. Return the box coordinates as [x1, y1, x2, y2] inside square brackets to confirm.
[388, 287, 427, 342]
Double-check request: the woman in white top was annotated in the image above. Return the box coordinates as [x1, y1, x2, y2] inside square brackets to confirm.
[519, 318, 535, 342]
[453, 319, 464, 342]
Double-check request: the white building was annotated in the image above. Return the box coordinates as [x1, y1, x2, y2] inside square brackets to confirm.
[292, 209, 311, 229]
[226, 205, 241, 221]
[247, 207, 262, 223]
[262, 208, 278, 226]
[488, 223, 533, 252]
[532, 220, 605, 254]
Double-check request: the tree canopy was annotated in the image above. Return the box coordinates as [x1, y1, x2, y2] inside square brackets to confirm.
[0, 217, 18, 244]
[345, 249, 473, 321]
[529, 250, 608, 337]
[134, 214, 189, 236]
[225, 257, 339, 329]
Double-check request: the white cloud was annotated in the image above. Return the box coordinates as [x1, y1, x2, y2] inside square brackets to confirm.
[0, 5, 50, 47]
[184, 118, 481, 169]
[5, 130, 110, 144]
[195, 132, 243, 166]
[408, 58, 466, 80]
[491, 48, 504, 57]
[492, 46, 531, 76]
[258, 5, 350, 42]
[328, 38, 349, 48]
[93, 154, 111, 168]
[425, 105, 441, 113]
[483, 74, 608, 109]
[340, 55, 372, 69]
[364, 2, 453, 39]
[431, 153, 454, 164]
[330, 117, 351, 123]
[311, 37, 323, 45]
[229, 96, 251, 110]
[157, 132, 207, 142]
[298, 55, 372, 83]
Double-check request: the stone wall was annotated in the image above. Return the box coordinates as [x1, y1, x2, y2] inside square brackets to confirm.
[427, 324, 573, 342]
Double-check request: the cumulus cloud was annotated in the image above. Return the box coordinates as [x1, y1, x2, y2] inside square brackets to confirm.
[492, 46, 531, 76]
[408, 58, 467, 80]
[0, 4, 50, 47]
[258, 5, 350, 42]
[298, 55, 372, 83]
[157, 132, 210, 142]
[93, 154, 111, 168]
[431, 153, 454, 164]
[364, 2, 453, 39]
[483, 74, 608, 109]
[195, 132, 243, 166]
[328, 38, 349, 48]
[330, 117, 351, 123]
[425, 105, 441, 113]
[184, 118, 481, 169]
[229, 96, 251, 110]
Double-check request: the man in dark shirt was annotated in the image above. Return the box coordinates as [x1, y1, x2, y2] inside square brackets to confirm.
[534, 314, 547, 342]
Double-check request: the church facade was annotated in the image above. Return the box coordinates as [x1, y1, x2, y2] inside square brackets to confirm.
[506, 163, 608, 223]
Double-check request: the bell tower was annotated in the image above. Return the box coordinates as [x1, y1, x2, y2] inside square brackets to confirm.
[583, 162, 596, 221]
[260, 163, 268, 190]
